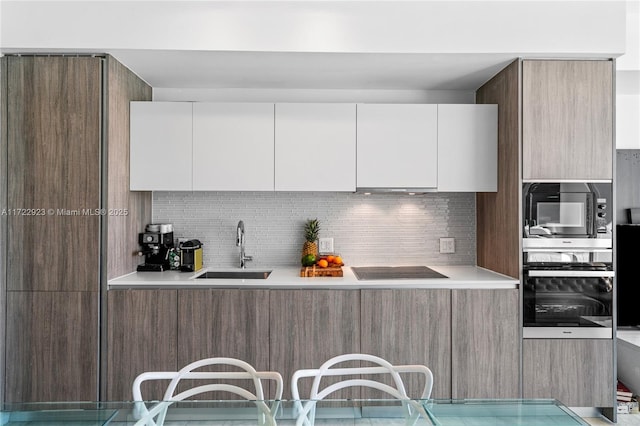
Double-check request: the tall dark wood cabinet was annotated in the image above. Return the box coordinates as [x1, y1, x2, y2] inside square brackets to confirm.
[477, 58, 615, 419]
[1, 55, 151, 402]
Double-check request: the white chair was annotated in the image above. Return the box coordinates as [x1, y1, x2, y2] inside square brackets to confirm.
[291, 353, 435, 426]
[132, 357, 283, 426]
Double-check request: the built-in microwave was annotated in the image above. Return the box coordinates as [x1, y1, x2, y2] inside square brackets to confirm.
[523, 182, 612, 250]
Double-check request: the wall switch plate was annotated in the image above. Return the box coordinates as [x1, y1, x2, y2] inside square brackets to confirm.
[319, 237, 334, 253]
[440, 237, 455, 254]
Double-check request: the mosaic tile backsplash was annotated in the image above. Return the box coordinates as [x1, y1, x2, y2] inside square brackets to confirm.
[152, 191, 476, 268]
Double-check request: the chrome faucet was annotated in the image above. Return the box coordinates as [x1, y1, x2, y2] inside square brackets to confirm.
[236, 220, 253, 269]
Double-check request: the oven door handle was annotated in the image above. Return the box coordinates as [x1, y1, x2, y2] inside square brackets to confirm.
[524, 248, 612, 253]
[527, 270, 615, 277]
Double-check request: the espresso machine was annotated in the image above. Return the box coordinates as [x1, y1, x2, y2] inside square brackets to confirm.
[137, 223, 175, 271]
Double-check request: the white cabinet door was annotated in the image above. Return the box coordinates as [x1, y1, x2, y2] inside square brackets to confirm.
[357, 104, 437, 189]
[130, 102, 192, 191]
[275, 103, 356, 191]
[437, 104, 497, 192]
[193, 103, 275, 191]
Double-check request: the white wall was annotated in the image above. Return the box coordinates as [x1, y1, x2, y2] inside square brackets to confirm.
[616, 1, 640, 149]
[617, 0, 640, 72]
[617, 93, 640, 149]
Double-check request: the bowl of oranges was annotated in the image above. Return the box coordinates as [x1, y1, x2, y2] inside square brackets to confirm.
[315, 254, 344, 268]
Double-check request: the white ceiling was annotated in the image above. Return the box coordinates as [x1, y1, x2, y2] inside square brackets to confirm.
[109, 50, 519, 91]
[1, 1, 629, 92]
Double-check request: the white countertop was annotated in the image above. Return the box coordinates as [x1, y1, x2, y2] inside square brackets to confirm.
[108, 265, 519, 289]
[617, 330, 640, 348]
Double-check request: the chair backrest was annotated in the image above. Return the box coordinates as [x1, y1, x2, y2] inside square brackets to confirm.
[291, 353, 433, 426]
[132, 357, 283, 426]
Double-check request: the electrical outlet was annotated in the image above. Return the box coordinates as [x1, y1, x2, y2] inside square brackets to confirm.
[440, 237, 455, 254]
[319, 237, 334, 253]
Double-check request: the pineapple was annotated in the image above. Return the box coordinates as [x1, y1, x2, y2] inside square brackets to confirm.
[302, 218, 320, 258]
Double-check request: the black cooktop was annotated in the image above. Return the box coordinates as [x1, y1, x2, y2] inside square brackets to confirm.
[351, 266, 448, 280]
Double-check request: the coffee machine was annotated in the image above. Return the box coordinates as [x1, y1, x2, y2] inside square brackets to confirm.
[137, 223, 175, 271]
[179, 239, 203, 272]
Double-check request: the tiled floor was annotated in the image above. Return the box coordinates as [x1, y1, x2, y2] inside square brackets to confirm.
[584, 413, 640, 425]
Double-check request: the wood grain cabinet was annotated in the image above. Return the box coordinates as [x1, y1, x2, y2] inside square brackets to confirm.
[360, 289, 451, 399]
[6, 56, 101, 293]
[269, 290, 361, 399]
[451, 289, 519, 398]
[356, 104, 438, 189]
[2, 55, 151, 403]
[5, 292, 99, 402]
[193, 103, 275, 191]
[437, 104, 498, 192]
[106, 290, 178, 401]
[522, 60, 613, 180]
[275, 103, 356, 191]
[177, 289, 270, 370]
[130, 101, 193, 191]
[523, 339, 614, 407]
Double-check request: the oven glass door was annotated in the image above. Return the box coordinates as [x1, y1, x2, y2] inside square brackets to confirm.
[523, 259, 613, 338]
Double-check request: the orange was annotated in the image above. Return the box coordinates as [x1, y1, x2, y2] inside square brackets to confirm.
[326, 255, 335, 263]
[317, 259, 329, 268]
[334, 256, 343, 265]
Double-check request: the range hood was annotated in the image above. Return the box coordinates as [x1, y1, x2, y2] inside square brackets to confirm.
[356, 187, 438, 194]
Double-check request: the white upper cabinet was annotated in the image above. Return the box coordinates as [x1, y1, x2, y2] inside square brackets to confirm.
[130, 102, 193, 191]
[437, 104, 498, 192]
[193, 103, 275, 191]
[275, 103, 356, 191]
[129, 102, 497, 192]
[357, 104, 438, 189]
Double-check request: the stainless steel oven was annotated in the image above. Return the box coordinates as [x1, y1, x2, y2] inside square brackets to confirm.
[522, 249, 614, 338]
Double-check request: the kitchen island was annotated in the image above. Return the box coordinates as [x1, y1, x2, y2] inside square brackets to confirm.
[106, 265, 520, 403]
[108, 265, 518, 289]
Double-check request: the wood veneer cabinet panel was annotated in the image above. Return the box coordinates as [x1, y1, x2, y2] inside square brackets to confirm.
[6, 56, 101, 291]
[269, 290, 360, 400]
[177, 289, 270, 369]
[360, 289, 451, 399]
[5, 291, 99, 402]
[475, 59, 520, 279]
[451, 289, 519, 398]
[522, 60, 613, 180]
[523, 339, 613, 407]
[107, 290, 178, 401]
[105, 57, 152, 280]
[0, 57, 7, 404]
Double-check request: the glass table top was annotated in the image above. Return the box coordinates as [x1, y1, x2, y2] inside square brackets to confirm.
[0, 399, 588, 425]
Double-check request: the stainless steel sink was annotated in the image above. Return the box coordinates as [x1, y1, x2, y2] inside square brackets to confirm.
[196, 270, 272, 280]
